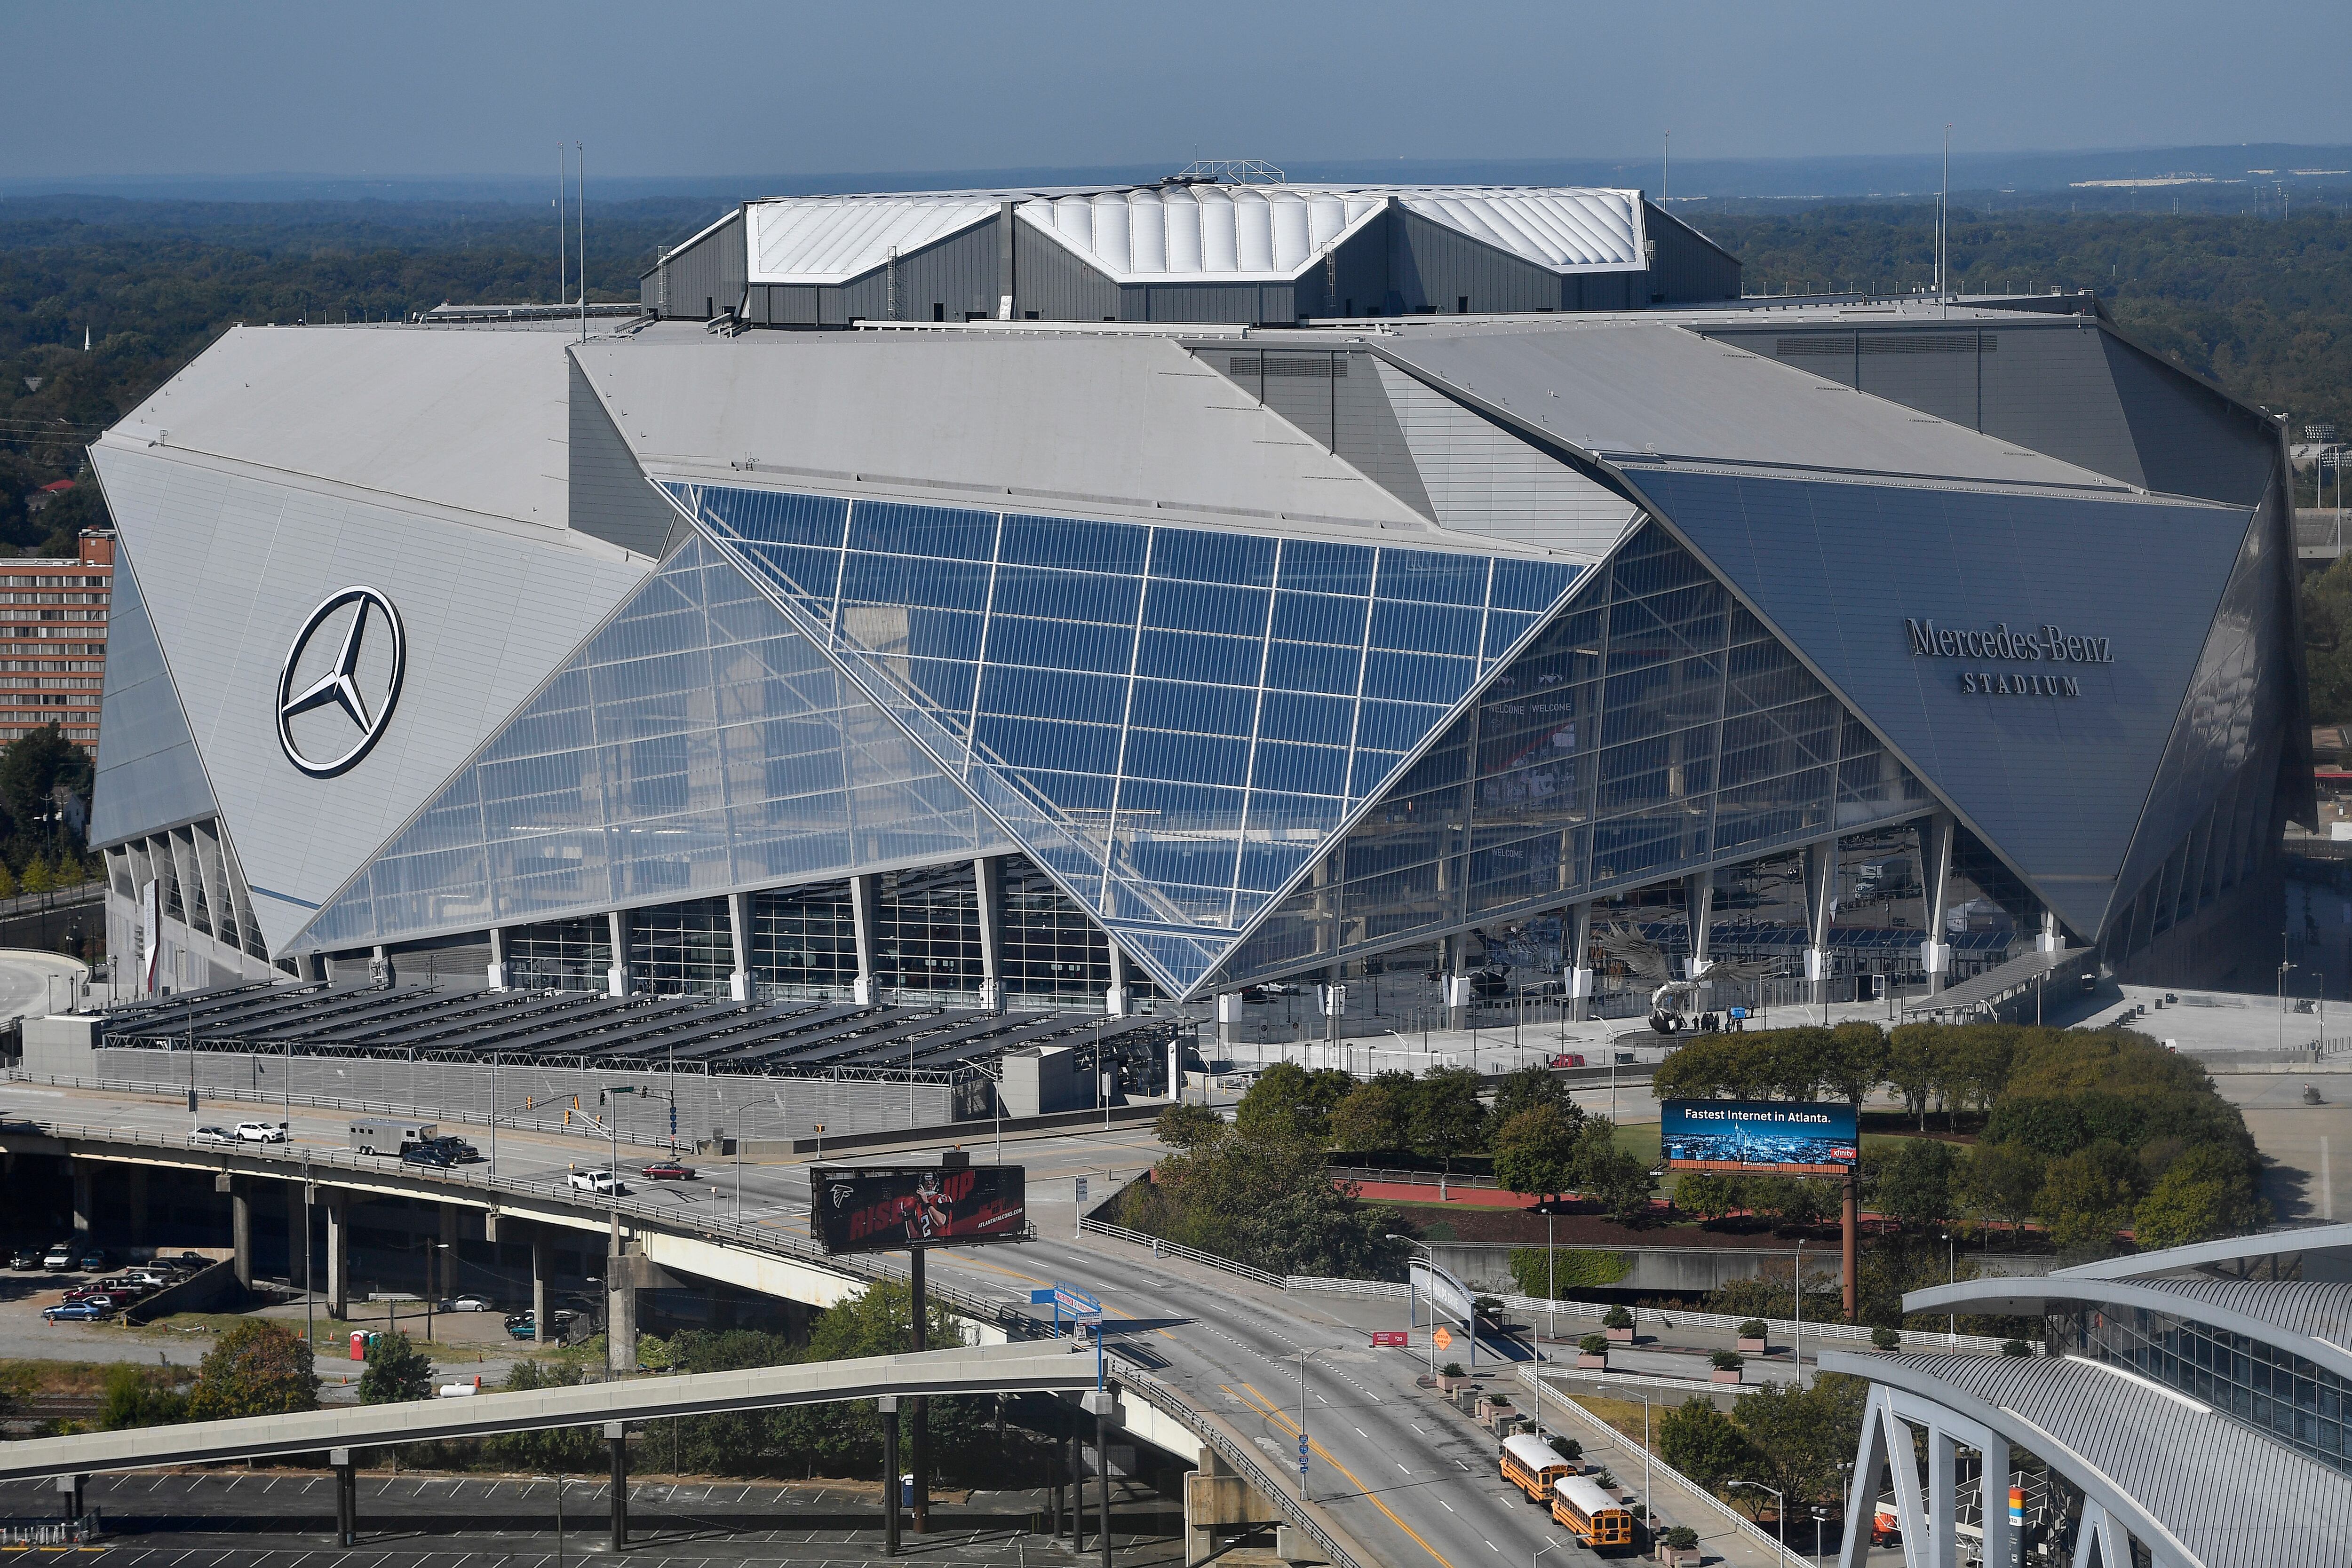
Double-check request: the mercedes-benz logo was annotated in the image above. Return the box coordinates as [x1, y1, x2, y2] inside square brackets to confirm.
[276, 586, 405, 778]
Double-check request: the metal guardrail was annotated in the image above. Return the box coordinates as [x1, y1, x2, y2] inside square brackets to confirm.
[8, 1117, 1031, 1341]
[11, 1070, 676, 1148]
[1327, 1166, 1500, 1190]
[1109, 1353, 1364, 1568]
[1523, 1363, 1791, 1563]
[1080, 1218, 1286, 1290]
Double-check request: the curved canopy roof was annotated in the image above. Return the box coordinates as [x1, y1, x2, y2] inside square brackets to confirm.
[1823, 1349, 2352, 1568]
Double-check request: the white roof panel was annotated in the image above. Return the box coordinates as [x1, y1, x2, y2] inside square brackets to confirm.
[746, 195, 1001, 285]
[1391, 187, 1645, 273]
[1024, 187, 1384, 283]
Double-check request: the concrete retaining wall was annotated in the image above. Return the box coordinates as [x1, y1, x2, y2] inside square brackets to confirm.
[1424, 1243, 2051, 1297]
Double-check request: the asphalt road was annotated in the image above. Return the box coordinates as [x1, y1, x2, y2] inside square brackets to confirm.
[0, 949, 87, 1024]
[0, 1082, 1793, 1568]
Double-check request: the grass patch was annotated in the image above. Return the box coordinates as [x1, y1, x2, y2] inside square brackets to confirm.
[1571, 1394, 1661, 1452]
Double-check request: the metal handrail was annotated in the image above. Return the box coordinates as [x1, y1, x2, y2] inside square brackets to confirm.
[1080, 1218, 1286, 1290]
[1109, 1353, 1363, 1568]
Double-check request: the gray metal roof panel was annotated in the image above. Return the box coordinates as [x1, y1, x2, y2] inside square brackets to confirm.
[1847, 1351, 2352, 1567]
[1372, 322, 2153, 491]
[572, 333, 1560, 559]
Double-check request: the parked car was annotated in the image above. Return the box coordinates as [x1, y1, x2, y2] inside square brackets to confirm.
[126, 1270, 172, 1291]
[445, 1294, 497, 1313]
[43, 1301, 109, 1323]
[401, 1144, 456, 1168]
[59, 1287, 111, 1304]
[503, 1309, 577, 1340]
[234, 1122, 288, 1144]
[76, 1250, 106, 1271]
[41, 1243, 76, 1270]
[566, 1169, 623, 1195]
[97, 1276, 152, 1296]
[191, 1126, 238, 1147]
[640, 1161, 697, 1181]
[8, 1249, 40, 1271]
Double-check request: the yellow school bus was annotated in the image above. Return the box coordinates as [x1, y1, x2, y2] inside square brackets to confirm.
[1500, 1433, 1577, 1502]
[1551, 1473, 1635, 1550]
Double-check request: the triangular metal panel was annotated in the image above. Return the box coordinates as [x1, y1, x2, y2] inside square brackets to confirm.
[2105, 498, 2298, 916]
[1618, 465, 2247, 939]
[89, 536, 218, 847]
[88, 443, 650, 954]
[669, 477, 1583, 996]
[296, 534, 1011, 953]
[1203, 519, 1935, 991]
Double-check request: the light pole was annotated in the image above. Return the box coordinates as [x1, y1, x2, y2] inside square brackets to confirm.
[1942, 1231, 1956, 1343]
[1730, 1480, 1786, 1568]
[1794, 1237, 1804, 1389]
[2281, 960, 2296, 1053]
[1389, 1236, 1440, 1377]
[1295, 1347, 1325, 1503]
[1534, 1534, 1565, 1568]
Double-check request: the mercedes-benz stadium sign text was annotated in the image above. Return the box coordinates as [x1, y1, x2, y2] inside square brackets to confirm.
[1905, 618, 2111, 699]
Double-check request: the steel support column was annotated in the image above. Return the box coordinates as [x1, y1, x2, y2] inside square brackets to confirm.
[850, 873, 879, 1006]
[974, 856, 1004, 1012]
[727, 890, 754, 1002]
[607, 1421, 628, 1549]
[1919, 812, 1955, 994]
[880, 1395, 901, 1556]
[606, 910, 631, 998]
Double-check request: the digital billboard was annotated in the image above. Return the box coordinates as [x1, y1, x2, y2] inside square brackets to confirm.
[1662, 1100, 1858, 1176]
[810, 1165, 1027, 1254]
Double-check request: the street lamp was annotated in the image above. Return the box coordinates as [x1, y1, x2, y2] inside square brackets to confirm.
[1294, 1348, 1326, 1503]
[1534, 1534, 1565, 1568]
[1730, 1480, 1786, 1568]
[1388, 1236, 1441, 1377]
[2281, 960, 2296, 1053]
[1941, 1231, 1956, 1343]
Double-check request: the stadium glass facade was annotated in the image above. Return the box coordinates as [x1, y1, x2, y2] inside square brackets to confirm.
[1215, 522, 1930, 986]
[88, 296, 2308, 1009]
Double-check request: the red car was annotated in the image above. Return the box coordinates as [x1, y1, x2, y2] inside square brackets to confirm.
[1548, 1053, 1588, 1068]
[640, 1161, 698, 1181]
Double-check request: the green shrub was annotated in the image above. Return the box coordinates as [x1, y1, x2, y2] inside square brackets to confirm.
[1604, 1305, 1635, 1330]
[1738, 1319, 1769, 1339]
[1871, 1326, 1901, 1350]
[1665, 1525, 1700, 1551]
[1579, 1333, 1609, 1355]
[1510, 1246, 1631, 1296]
[1441, 1362, 1465, 1379]
[1710, 1350, 1744, 1372]
[2002, 1338, 2034, 1357]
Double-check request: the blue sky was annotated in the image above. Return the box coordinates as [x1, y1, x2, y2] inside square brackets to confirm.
[8, 0, 2351, 180]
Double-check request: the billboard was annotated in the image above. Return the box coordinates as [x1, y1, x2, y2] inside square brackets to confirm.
[810, 1165, 1027, 1254]
[1662, 1100, 1858, 1176]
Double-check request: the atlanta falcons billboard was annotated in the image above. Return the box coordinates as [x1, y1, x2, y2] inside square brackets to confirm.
[810, 1165, 1028, 1254]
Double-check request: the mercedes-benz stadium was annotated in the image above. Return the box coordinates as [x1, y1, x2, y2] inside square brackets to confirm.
[81, 180, 2309, 1058]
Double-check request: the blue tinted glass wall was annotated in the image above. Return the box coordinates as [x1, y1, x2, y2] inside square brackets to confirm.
[674, 480, 1581, 995]
[2060, 1304, 2351, 1475]
[1209, 521, 1929, 988]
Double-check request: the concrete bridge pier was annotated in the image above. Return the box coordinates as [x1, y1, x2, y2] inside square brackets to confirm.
[230, 1181, 252, 1288]
[607, 1258, 637, 1371]
[286, 1184, 307, 1291]
[1085, 1389, 1116, 1568]
[1181, 1447, 1283, 1567]
[606, 1421, 628, 1550]
[531, 1228, 551, 1345]
[879, 1394, 901, 1556]
[330, 1448, 355, 1546]
[54, 1473, 82, 1523]
[324, 1191, 349, 1320]
[69, 1162, 92, 1235]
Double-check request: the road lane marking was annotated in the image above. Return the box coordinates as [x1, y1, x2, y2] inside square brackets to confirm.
[1229, 1383, 1457, 1568]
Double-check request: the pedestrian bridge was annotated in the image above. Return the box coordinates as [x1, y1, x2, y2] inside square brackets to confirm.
[0, 1341, 1093, 1481]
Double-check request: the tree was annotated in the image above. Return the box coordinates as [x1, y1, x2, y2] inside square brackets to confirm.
[1408, 1066, 1486, 1172]
[1885, 1025, 1943, 1129]
[1118, 1125, 1407, 1280]
[2034, 1140, 2144, 1259]
[2133, 1145, 2263, 1248]
[97, 1363, 186, 1430]
[1490, 1062, 1579, 1126]
[1730, 1375, 1868, 1514]
[1820, 1022, 1891, 1107]
[1492, 1104, 1584, 1200]
[1674, 1171, 1747, 1226]
[1873, 1139, 1960, 1231]
[0, 725, 92, 848]
[358, 1329, 435, 1404]
[1573, 1121, 1656, 1225]
[186, 1320, 318, 1420]
[1658, 1396, 1756, 1491]
[1328, 1077, 1413, 1155]
[1235, 1062, 1353, 1144]
[1962, 1140, 2044, 1238]
[1759, 1027, 1832, 1101]
[1153, 1101, 1226, 1151]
